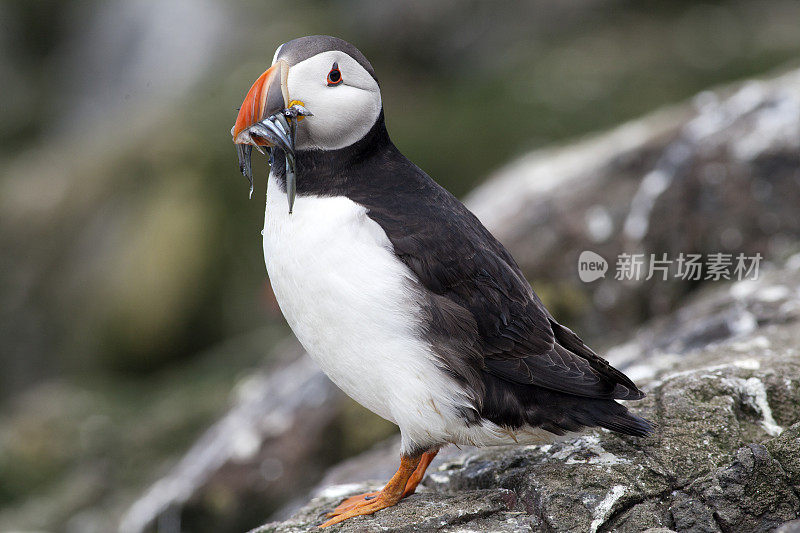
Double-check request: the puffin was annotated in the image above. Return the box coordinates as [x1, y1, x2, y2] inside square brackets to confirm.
[231, 35, 651, 528]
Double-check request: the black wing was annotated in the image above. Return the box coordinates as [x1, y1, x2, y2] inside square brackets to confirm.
[361, 157, 643, 402]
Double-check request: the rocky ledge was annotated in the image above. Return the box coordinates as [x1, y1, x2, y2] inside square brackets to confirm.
[253, 262, 800, 532]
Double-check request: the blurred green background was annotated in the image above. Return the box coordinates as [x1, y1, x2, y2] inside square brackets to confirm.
[1, 0, 799, 531]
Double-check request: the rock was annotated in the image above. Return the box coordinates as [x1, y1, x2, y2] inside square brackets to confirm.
[250, 490, 525, 533]
[466, 68, 800, 339]
[775, 519, 800, 533]
[253, 262, 800, 532]
[118, 339, 396, 533]
[671, 442, 799, 533]
[119, 344, 337, 533]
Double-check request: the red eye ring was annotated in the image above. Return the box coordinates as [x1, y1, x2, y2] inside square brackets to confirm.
[327, 62, 342, 86]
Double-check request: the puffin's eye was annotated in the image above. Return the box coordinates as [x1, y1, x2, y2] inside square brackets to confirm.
[327, 62, 342, 86]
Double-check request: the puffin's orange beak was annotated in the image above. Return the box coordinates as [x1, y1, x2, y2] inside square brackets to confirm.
[232, 60, 290, 145]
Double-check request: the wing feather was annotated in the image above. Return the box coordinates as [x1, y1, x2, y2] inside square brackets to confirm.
[364, 167, 644, 401]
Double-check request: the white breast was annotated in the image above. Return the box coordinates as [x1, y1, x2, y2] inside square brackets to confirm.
[263, 174, 470, 452]
[262, 174, 556, 452]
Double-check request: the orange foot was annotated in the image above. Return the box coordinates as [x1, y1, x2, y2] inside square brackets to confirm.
[319, 449, 439, 528]
[325, 491, 380, 518]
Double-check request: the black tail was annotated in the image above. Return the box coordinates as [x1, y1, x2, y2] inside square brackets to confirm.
[592, 402, 653, 437]
[557, 395, 653, 437]
[480, 374, 654, 437]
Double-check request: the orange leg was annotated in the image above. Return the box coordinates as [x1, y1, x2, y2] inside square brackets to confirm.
[319, 453, 422, 528]
[325, 449, 439, 521]
[401, 448, 439, 498]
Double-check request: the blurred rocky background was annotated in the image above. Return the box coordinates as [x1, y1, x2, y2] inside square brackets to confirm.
[1, 1, 799, 532]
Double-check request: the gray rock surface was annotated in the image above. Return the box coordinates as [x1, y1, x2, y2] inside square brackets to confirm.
[253, 263, 800, 532]
[467, 68, 800, 339]
[118, 342, 334, 533]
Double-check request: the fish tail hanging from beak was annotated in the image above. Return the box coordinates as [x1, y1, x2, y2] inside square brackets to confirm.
[273, 113, 296, 213]
[279, 103, 312, 213]
[231, 60, 305, 212]
[236, 144, 255, 198]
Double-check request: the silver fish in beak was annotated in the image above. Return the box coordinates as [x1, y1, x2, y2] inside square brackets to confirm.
[231, 60, 312, 212]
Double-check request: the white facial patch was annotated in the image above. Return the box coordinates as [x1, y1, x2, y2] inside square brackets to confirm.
[286, 50, 382, 150]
